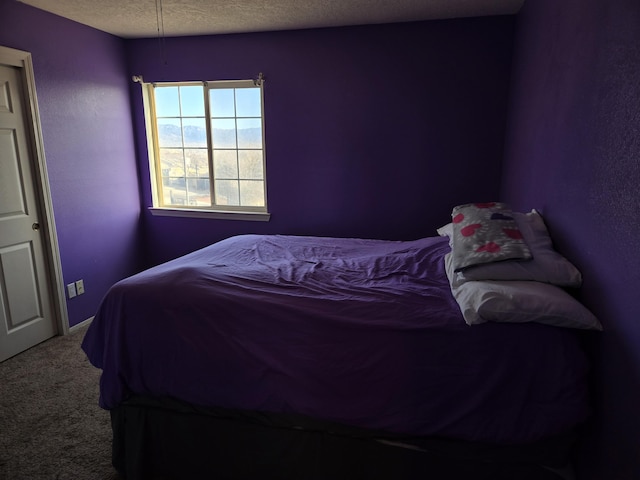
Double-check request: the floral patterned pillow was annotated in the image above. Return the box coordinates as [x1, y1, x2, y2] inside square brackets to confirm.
[450, 202, 531, 271]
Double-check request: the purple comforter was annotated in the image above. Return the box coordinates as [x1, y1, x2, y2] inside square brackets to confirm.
[82, 234, 590, 444]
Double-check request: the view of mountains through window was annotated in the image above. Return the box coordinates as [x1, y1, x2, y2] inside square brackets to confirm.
[151, 84, 265, 208]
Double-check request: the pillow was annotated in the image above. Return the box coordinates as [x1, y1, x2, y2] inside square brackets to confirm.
[449, 202, 531, 271]
[438, 209, 582, 287]
[446, 209, 582, 287]
[445, 254, 602, 330]
[436, 222, 453, 246]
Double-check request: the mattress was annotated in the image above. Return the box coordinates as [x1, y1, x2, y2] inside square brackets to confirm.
[82, 234, 591, 444]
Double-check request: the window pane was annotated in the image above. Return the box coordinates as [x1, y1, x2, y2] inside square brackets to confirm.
[210, 89, 235, 117]
[235, 88, 261, 117]
[237, 119, 262, 148]
[164, 177, 187, 205]
[187, 178, 211, 206]
[215, 180, 239, 205]
[240, 180, 265, 207]
[157, 119, 183, 148]
[166, 177, 186, 189]
[164, 188, 186, 206]
[185, 149, 208, 177]
[183, 118, 206, 147]
[155, 87, 180, 117]
[179, 86, 204, 117]
[159, 148, 184, 176]
[213, 150, 238, 179]
[212, 119, 237, 148]
[238, 150, 263, 179]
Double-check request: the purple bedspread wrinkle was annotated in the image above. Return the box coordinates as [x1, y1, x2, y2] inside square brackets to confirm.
[82, 234, 591, 444]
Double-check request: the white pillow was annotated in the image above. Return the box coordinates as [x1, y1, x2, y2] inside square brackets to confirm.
[436, 223, 453, 246]
[438, 209, 582, 287]
[444, 253, 602, 330]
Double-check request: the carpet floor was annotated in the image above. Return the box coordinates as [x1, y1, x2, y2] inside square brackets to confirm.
[0, 324, 121, 480]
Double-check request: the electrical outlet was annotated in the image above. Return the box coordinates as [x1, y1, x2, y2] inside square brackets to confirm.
[75, 279, 85, 295]
[67, 283, 77, 299]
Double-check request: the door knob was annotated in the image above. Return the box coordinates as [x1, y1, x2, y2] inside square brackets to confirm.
[32, 223, 40, 231]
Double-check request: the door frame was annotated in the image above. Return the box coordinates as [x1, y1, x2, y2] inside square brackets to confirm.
[0, 45, 69, 335]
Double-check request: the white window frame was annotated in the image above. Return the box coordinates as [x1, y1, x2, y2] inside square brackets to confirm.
[141, 79, 270, 221]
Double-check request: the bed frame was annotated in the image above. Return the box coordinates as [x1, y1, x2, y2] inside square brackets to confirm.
[111, 396, 576, 480]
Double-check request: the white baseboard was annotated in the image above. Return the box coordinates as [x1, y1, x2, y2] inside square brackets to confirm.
[69, 316, 94, 333]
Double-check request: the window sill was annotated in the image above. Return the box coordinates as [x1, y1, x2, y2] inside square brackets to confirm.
[148, 207, 271, 222]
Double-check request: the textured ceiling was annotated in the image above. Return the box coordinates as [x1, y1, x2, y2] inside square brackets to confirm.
[17, 0, 524, 39]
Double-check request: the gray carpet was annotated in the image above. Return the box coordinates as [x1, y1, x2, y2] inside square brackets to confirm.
[0, 324, 121, 480]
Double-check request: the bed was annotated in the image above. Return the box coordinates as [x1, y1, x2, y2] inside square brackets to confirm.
[82, 205, 598, 480]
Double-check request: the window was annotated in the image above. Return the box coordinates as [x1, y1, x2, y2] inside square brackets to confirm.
[142, 79, 269, 220]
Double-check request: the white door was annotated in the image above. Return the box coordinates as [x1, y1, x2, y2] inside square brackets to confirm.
[0, 62, 57, 361]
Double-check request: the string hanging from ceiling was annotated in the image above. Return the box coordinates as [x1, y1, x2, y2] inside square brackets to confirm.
[155, 0, 167, 65]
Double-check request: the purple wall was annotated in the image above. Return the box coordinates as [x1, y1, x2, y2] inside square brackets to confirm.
[0, 0, 143, 327]
[502, 0, 640, 478]
[126, 18, 515, 265]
